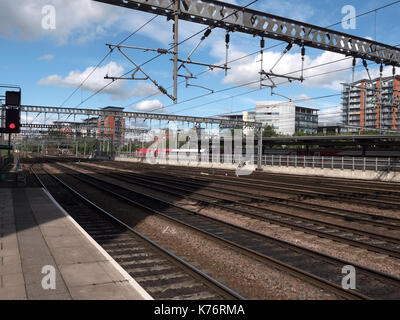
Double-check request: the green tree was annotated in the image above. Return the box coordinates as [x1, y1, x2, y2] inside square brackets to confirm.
[293, 130, 309, 136]
[262, 125, 278, 137]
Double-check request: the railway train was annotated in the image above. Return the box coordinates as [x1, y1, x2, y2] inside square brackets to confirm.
[136, 148, 207, 157]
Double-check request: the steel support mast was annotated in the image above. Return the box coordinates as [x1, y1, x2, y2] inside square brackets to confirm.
[173, 0, 179, 103]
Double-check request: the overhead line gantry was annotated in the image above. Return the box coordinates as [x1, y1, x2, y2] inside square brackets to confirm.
[94, 0, 400, 67]
[17, 105, 263, 128]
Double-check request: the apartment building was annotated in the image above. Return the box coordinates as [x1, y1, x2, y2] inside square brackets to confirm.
[341, 75, 400, 131]
[98, 106, 126, 147]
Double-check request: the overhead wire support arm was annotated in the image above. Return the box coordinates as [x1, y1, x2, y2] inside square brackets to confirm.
[185, 82, 214, 93]
[175, 58, 229, 70]
[106, 46, 176, 102]
[260, 70, 303, 83]
[106, 43, 174, 55]
[260, 72, 276, 88]
[174, 26, 226, 93]
[179, 73, 214, 93]
[93, 0, 400, 67]
[176, 27, 228, 73]
[178, 27, 214, 70]
[270, 42, 293, 73]
[270, 89, 292, 102]
[261, 41, 303, 86]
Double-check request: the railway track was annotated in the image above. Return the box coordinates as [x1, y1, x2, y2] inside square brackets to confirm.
[77, 161, 400, 231]
[115, 162, 400, 208]
[31, 164, 243, 300]
[48, 162, 400, 299]
[152, 170, 400, 221]
[238, 171, 400, 195]
[64, 160, 400, 202]
[152, 163, 399, 194]
[89, 159, 400, 192]
[213, 173, 400, 199]
[139, 163, 400, 192]
[165, 171, 400, 209]
[68, 165, 400, 260]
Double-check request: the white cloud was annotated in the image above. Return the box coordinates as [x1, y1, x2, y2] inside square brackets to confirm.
[134, 99, 165, 113]
[256, 0, 316, 22]
[131, 82, 162, 97]
[0, 0, 204, 46]
[294, 94, 313, 102]
[0, 0, 122, 44]
[354, 65, 399, 82]
[38, 54, 54, 61]
[37, 60, 175, 101]
[303, 51, 353, 90]
[37, 61, 136, 100]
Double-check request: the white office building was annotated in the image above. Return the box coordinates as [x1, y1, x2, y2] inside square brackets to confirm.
[242, 111, 256, 136]
[218, 101, 318, 136]
[255, 101, 318, 135]
[256, 101, 295, 135]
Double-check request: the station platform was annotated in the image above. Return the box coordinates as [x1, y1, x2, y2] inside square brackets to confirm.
[0, 186, 152, 300]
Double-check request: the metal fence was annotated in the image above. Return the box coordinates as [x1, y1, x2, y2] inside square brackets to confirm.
[261, 155, 400, 172]
[116, 152, 246, 164]
[116, 152, 400, 173]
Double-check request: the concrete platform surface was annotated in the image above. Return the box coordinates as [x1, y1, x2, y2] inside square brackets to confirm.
[0, 187, 152, 300]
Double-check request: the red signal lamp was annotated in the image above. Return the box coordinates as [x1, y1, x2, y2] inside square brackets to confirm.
[9, 123, 16, 129]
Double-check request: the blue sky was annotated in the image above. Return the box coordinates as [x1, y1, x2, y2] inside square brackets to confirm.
[1, 0, 399, 124]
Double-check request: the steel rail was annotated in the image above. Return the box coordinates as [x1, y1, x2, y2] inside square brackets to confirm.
[50, 162, 400, 300]
[31, 164, 244, 300]
[82, 167, 400, 259]
[78, 161, 400, 229]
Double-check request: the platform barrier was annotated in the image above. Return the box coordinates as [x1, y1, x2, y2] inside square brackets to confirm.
[261, 155, 400, 173]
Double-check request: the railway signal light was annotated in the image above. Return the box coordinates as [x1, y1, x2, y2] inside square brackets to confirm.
[5, 108, 21, 133]
[5, 91, 21, 106]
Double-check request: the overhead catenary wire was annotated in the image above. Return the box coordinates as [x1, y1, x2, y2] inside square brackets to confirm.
[60, 42, 399, 125]
[156, 39, 400, 116]
[124, 48, 355, 110]
[124, 48, 264, 108]
[69, 0, 400, 114]
[178, 58, 399, 118]
[72, 0, 259, 108]
[60, 2, 174, 107]
[324, 0, 400, 29]
[161, 72, 351, 117]
[70, 0, 258, 108]
[121, 1, 400, 110]
[140, 54, 383, 115]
